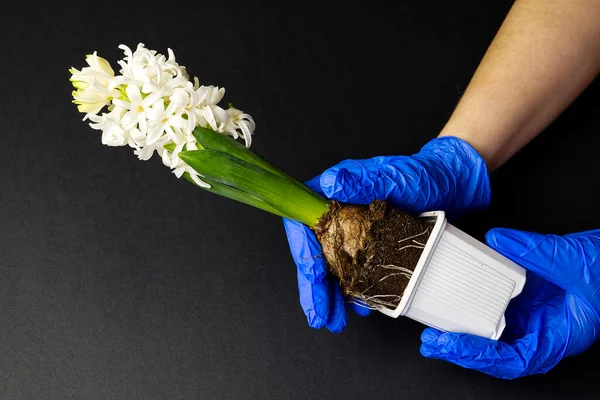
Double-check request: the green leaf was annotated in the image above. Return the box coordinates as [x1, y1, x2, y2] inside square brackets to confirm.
[163, 142, 177, 151]
[179, 149, 329, 227]
[192, 127, 281, 174]
[191, 127, 317, 196]
[182, 172, 293, 219]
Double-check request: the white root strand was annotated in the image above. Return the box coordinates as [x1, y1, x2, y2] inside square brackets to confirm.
[376, 264, 414, 275]
[397, 229, 429, 244]
[377, 272, 411, 283]
[398, 244, 425, 251]
[368, 298, 401, 308]
[365, 294, 402, 301]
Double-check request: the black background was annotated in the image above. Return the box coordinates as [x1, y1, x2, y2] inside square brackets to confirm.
[2, 0, 600, 399]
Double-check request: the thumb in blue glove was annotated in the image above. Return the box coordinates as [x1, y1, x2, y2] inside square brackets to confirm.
[420, 228, 600, 379]
[284, 137, 491, 333]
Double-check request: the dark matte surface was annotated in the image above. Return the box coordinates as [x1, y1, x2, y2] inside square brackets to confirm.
[2, 0, 599, 399]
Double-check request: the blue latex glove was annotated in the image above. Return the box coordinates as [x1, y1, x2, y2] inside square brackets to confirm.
[421, 228, 600, 379]
[283, 136, 491, 332]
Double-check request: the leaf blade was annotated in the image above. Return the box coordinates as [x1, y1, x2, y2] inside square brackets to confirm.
[179, 149, 329, 227]
[183, 172, 293, 218]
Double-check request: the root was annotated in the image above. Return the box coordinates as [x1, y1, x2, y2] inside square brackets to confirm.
[347, 293, 401, 310]
[398, 244, 425, 251]
[377, 272, 409, 283]
[364, 294, 402, 308]
[375, 264, 413, 275]
[365, 294, 402, 301]
[346, 297, 380, 310]
[397, 228, 429, 244]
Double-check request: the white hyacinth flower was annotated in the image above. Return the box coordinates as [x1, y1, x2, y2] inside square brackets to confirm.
[70, 43, 256, 186]
[87, 107, 127, 146]
[70, 52, 120, 115]
[146, 98, 187, 144]
[226, 107, 256, 148]
[112, 84, 161, 135]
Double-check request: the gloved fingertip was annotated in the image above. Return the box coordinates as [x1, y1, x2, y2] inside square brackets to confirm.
[320, 167, 345, 200]
[348, 302, 372, 317]
[306, 312, 328, 329]
[304, 175, 325, 195]
[420, 329, 444, 358]
[297, 274, 330, 329]
[420, 328, 443, 345]
[325, 279, 348, 333]
[420, 342, 439, 358]
[320, 166, 365, 203]
[325, 316, 347, 333]
[484, 228, 504, 249]
[420, 329, 471, 359]
[485, 228, 530, 257]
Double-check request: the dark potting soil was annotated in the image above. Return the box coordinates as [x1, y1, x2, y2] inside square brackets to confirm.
[315, 201, 433, 310]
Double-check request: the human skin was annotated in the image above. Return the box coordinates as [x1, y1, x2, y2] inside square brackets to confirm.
[439, 0, 600, 171]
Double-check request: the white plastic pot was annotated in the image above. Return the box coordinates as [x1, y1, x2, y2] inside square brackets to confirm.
[378, 211, 526, 340]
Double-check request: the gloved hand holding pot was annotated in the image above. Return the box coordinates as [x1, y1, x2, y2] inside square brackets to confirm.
[284, 137, 525, 339]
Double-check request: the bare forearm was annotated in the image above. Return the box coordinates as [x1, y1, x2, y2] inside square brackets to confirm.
[440, 0, 600, 170]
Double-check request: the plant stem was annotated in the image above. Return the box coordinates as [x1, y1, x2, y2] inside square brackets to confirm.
[179, 149, 329, 227]
[183, 172, 294, 219]
[191, 127, 318, 197]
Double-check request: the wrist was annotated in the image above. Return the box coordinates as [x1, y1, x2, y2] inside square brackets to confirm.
[438, 125, 503, 171]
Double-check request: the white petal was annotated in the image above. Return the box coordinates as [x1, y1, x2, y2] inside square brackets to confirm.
[195, 86, 208, 104]
[173, 167, 186, 178]
[138, 113, 147, 134]
[130, 127, 145, 142]
[162, 147, 173, 167]
[205, 86, 225, 104]
[126, 84, 142, 105]
[190, 172, 210, 188]
[238, 120, 252, 147]
[142, 91, 162, 108]
[222, 124, 239, 138]
[170, 89, 188, 107]
[119, 44, 133, 61]
[121, 110, 138, 129]
[186, 141, 198, 151]
[168, 115, 187, 128]
[146, 123, 164, 144]
[111, 98, 132, 110]
[185, 110, 196, 132]
[211, 105, 229, 125]
[164, 124, 180, 143]
[135, 146, 155, 160]
[147, 99, 165, 121]
[200, 106, 217, 131]
[102, 127, 126, 146]
[86, 113, 104, 124]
